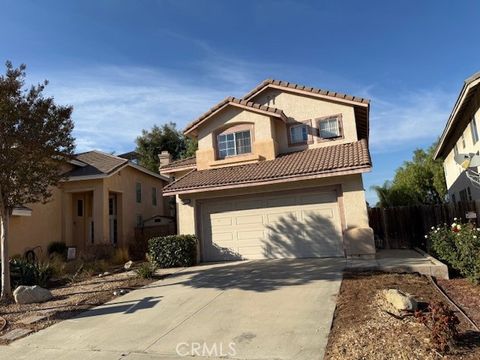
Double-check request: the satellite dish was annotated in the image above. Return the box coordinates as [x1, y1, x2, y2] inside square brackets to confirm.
[455, 152, 480, 188]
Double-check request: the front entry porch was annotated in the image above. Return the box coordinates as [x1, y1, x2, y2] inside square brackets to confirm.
[63, 189, 123, 255]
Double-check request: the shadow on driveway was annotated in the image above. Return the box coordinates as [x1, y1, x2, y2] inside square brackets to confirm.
[162, 258, 344, 292]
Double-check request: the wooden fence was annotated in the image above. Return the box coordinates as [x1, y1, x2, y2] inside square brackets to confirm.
[129, 223, 177, 259]
[368, 201, 480, 250]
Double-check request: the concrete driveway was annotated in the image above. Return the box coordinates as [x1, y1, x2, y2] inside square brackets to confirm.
[0, 258, 344, 360]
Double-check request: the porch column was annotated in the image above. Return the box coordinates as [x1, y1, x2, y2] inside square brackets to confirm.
[93, 183, 109, 244]
[62, 191, 73, 245]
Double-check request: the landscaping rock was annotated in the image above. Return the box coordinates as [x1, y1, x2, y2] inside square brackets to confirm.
[383, 289, 418, 312]
[13, 285, 53, 304]
[124, 260, 133, 270]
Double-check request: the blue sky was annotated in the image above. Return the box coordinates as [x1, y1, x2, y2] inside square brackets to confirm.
[1, 0, 479, 204]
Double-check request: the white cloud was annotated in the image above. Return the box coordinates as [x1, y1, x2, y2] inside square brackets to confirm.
[368, 88, 455, 153]
[39, 66, 232, 153]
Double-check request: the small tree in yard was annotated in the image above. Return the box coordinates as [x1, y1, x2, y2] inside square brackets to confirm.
[0, 61, 75, 300]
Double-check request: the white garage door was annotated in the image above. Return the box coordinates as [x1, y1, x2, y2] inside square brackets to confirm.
[201, 190, 344, 261]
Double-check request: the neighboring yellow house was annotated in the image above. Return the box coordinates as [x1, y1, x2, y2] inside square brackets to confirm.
[435, 72, 480, 202]
[161, 79, 375, 261]
[9, 151, 170, 257]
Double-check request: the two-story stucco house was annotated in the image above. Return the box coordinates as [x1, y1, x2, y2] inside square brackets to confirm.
[435, 72, 480, 202]
[9, 150, 170, 257]
[161, 79, 375, 262]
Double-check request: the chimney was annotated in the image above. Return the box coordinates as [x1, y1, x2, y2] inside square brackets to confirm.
[158, 151, 171, 170]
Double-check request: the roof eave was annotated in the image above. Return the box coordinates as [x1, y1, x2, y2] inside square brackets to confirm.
[184, 100, 287, 136]
[160, 164, 197, 174]
[244, 82, 370, 107]
[434, 74, 480, 159]
[163, 165, 371, 196]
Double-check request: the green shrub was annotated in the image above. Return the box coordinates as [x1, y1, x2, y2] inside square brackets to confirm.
[148, 235, 197, 268]
[3, 258, 54, 288]
[135, 261, 157, 279]
[47, 241, 68, 259]
[427, 219, 480, 283]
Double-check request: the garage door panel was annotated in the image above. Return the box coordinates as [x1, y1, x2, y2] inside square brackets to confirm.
[297, 192, 336, 205]
[237, 230, 265, 241]
[266, 212, 296, 224]
[202, 190, 343, 261]
[211, 216, 233, 226]
[236, 214, 265, 225]
[265, 196, 297, 208]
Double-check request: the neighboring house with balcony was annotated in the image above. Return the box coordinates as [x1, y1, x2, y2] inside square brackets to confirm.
[161, 79, 375, 262]
[435, 72, 480, 202]
[9, 150, 170, 257]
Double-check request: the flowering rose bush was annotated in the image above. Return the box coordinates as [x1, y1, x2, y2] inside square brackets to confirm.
[427, 218, 480, 284]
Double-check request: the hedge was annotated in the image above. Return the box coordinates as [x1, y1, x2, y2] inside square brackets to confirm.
[148, 235, 197, 268]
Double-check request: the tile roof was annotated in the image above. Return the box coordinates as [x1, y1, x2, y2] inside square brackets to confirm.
[160, 156, 197, 171]
[164, 140, 371, 194]
[243, 79, 370, 105]
[67, 151, 128, 178]
[184, 96, 287, 134]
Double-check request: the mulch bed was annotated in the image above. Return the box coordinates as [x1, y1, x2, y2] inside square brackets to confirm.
[0, 270, 156, 345]
[437, 278, 480, 329]
[324, 272, 480, 360]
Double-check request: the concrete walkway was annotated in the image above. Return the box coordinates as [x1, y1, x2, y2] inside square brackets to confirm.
[0, 258, 344, 360]
[346, 248, 449, 279]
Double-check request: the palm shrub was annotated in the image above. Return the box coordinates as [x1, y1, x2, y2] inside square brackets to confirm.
[427, 219, 480, 283]
[148, 235, 197, 268]
[0, 258, 53, 288]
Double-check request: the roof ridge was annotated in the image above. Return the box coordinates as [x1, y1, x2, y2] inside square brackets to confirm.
[184, 96, 287, 134]
[242, 78, 370, 105]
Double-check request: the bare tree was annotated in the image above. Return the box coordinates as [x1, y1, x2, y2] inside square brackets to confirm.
[0, 61, 75, 299]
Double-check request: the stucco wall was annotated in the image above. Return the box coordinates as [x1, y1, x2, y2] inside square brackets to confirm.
[196, 106, 277, 170]
[104, 166, 167, 246]
[191, 88, 360, 174]
[9, 165, 168, 257]
[176, 173, 370, 236]
[9, 187, 63, 257]
[444, 109, 480, 200]
[250, 88, 358, 153]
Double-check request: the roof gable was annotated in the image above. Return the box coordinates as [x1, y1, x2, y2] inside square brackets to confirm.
[66, 150, 169, 182]
[435, 72, 480, 159]
[184, 96, 287, 136]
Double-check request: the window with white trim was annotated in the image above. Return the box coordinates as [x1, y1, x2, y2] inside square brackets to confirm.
[318, 117, 341, 139]
[471, 118, 479, 144]
[217, 130, 251, 159]
[289, 124, 308, 144]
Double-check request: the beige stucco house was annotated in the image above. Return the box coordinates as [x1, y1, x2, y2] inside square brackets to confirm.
[9, 151, 170, 257]
[435, 72, 480, 202]
[161, 79, 375, 262]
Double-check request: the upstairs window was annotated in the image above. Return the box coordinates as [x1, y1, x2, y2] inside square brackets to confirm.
[136, 182, 142, 203]
[471, 118, 479, 144]
[318, 116, 342, 139]
[461, 134, 466, 148]
[289, 121, 310, 146]
[217, 127, 252, 159]
[152, 187, 157, 206]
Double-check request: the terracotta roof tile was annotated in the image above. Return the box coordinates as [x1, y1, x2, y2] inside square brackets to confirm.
[184, 96, 287, 134]
[243, 79, 370, 105]
[164, 140, 371, 194]
[67, 151, 128, 177]
[160, 156, 197, 171]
